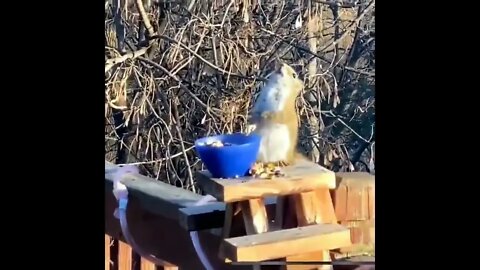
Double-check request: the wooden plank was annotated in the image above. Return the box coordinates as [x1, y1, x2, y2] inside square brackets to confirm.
[105, 161, 203, 221]
[178, 201, 226, 231]
[240, 199, 269, 234]
[333, 173, 374, 221]
[332, 185, 347, 221]
[293, 189, 337, 225]
[178, 196, 277, 231]
[222, 223, 351, 262]
[159, 264, 179, 270]
[287, 189, 338, 270]
[367, 186, 375, 219]
[239, 200, 269, 270]
[335, 173, 374, 188]
[285, 251, 329, 270]
[336, 220, 375, 257]
[197, 161, 336, 203]
[139, 257, 180, 270]
[347, 188, 367, 221]
[340, 220, 374, 245]
[118, 240, 133, 270]
[105, 235, 111, 270]
[140, 257, 156, 270]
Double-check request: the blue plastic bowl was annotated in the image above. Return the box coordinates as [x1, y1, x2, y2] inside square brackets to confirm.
[195, 133, 261, 179]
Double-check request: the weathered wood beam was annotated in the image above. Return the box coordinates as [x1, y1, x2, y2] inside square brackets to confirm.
[106, 161, 280, 230]
[105, 161, 203, 220]
[222, 223, 351, 262]
[196, 160, 336, 203]
[178, 196, 277, 231]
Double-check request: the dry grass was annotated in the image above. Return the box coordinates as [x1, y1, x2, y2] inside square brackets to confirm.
[105, 0, 375, 192]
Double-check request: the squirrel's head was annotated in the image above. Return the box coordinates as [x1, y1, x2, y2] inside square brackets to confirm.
[274, 63, 304, 98]
[250, 62, 303, 121]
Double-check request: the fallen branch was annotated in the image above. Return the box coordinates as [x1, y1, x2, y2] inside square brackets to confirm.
[105, 47, 149, 73]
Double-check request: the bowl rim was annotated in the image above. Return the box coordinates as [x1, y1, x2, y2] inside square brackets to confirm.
[194, 132, 261, 148]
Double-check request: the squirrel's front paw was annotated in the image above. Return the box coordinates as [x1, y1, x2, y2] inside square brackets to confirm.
[261, 111, 274, 119]
[277, 161, 289, 167]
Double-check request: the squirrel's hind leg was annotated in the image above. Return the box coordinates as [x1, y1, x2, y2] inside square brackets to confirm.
[277, 152, 297, 167]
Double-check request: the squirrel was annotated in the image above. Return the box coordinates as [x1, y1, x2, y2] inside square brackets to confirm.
[249, 63, 307, 167]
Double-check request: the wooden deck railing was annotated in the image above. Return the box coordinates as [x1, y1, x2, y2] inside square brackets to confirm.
[105, 234, 178, 270]
[104, 161, 374, 270]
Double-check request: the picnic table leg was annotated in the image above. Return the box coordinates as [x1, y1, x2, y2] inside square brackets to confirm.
[283, 189, 337, 270]
[239, 198, 269, 270]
